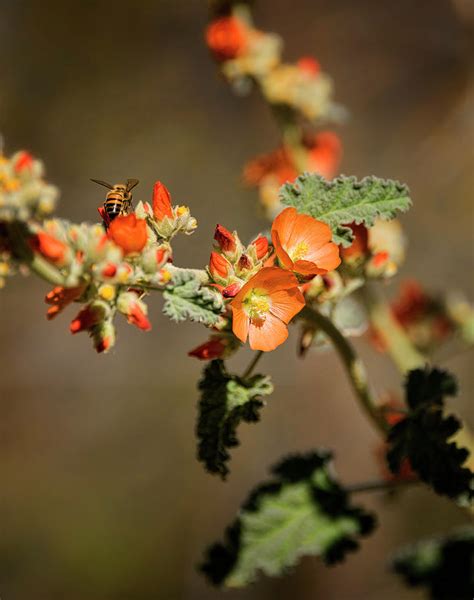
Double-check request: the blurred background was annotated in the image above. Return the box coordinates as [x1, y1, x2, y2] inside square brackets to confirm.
[0, 0, 473, 598]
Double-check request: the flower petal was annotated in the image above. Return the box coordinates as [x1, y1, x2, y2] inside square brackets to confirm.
[271, 207, 298, 247]
[271, 229, 294, 270]
[287, 214, 333, 251]
[305, 241, 341, 271]
[293, 259, 327, 276]
[270, 288, 305, 323]
[231, 304, 249, 343]
[248, 313, 288, 351]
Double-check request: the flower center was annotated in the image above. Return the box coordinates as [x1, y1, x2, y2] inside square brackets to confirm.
[243, 289, 271, 323]
[289, 241, 309, 262]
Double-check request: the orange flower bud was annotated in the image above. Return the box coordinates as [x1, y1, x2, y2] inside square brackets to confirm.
[372, 251, 389, 268]
[297, 56, 321, 77]
[209, 251, 230, 280]
[214, 224, 236, 254]
[96, 337, 111, 353]
[31, 232, 67, 265]
[205, 17, 247, 61]
[188, 338, 226, 360]
[152, 181, 173, 221]
[45, 285, 84, 320]
[252, 236, 269, 259]
[14, 151, 34, 173]
[108, 214, 148, 255]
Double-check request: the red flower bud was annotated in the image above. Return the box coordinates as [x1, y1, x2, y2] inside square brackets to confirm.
[205, 17, 247, 61]
[214, 224, 237, 254]
[14, 151, 34, 173]
[96, 337, 111, 354]
[70, 306, 101, 334]
[102, 263, 117, 278]
[188, 338, 226, 360]
[297, 56, 321, 77]
[152, 181, 173, 221]
[372, 251, 389, 268]
[108, 214, 148, 255]
[98, 206, 110, 227]
[209, 251, 230, 280]
[238, 254, 251, 270]
[31, 232, 67, 265]
[127, 302, 152, 331]
[252, 236, 269, 259]
[223, 282, 241, 298]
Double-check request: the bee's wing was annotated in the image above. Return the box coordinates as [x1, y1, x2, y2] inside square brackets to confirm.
[90, 178, 114, 190]
[126, 178, 139, 192]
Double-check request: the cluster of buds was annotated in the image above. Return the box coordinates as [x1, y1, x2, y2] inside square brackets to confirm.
[244, 132, 342, 218]
[207, 224, 270, 297]
[24, 180, 199, 353]
[340, 220, 406, 279]
[0, 150, 58, 222]
[372, 280, 474, 354]
[205, 13, 340, 124]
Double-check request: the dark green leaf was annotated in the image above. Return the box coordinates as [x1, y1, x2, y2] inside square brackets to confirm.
[197, 360, 273, 479]
[280, 173, 411, 246]
[200, 451, 376, 587]
[387, 367, 473, 502]
[392, 526, 474, 600]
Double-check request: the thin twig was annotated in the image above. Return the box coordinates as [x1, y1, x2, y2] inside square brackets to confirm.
[242, 350, 264, 379]
[346, 477, 420, 495]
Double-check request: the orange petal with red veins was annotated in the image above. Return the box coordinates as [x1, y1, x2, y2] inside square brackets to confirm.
[231, 304, 249, 343]
[293, 260, 327, 276]
[287, 214, 332, 251]
[270, 288, 305, 323]
[248, 313, 288, 351]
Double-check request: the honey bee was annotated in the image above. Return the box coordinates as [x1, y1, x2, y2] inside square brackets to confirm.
[91, 178, 139, 225]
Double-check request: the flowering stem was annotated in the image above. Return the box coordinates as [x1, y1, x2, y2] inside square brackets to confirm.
[242, 350, 264, 379]
[300, 306, 389, 435]
[346, 477, 420, 495]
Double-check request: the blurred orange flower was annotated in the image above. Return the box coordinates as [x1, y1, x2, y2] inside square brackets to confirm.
[205, 17, 248, 61]
[31, 232, 67, 265]
[230, 267, 304, 351]
[108, 214, 148, 255]
[271, 207, 340, 277]
[45, 285, 84, 320]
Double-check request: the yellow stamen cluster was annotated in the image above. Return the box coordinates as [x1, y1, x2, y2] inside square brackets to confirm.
[289, 241, 309, 262]
[244, 290, 271, 321]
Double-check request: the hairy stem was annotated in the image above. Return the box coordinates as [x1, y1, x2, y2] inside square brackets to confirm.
[300, 305, 389, 435]
[242, 350, 264, 379]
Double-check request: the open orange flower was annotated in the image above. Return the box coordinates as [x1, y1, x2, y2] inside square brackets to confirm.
[271, 207, 340, 277]
[230, 267, 305, 352]
[108, 213, 148, 255]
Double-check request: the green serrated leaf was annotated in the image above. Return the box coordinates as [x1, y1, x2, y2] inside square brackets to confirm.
[201, 451, 376, 587]
[197, 360, 273, 479]
[162, 266, 224, 326]
[387, 367, 473, 502]
[392, 526, 474, 600]
[279, 173, 411, 247]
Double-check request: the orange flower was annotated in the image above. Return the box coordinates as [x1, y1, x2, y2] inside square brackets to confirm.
[108, 214, 148, 255]
[205, 17, 248, 61]
[244, 147, 297, 187]
[14, 151, 34, 173]
[152, 181, 173, 221]
[31, 232, 67, 265]
[297, 56, 321, 77]
[230, 267, 305, 351]
[340, 223, 369, 262]
[306, 131, 342, 180]
[271, 207, 340, 277]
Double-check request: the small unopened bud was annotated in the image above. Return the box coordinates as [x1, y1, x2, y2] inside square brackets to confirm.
[152, 181, 173, 221]
[223, 282, 242, 298]
[252, 236, 269, 260]
[214, 224, 237, 254]
[188, 338, 227, 360]
[209, 251, 231, 282]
